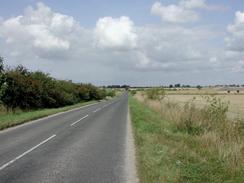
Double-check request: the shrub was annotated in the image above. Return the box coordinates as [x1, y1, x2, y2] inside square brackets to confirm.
[130, 90, 137, 96]
[146, 88, 165, 101]
[0, 57, 6, 99]
[1, 66, 43, 110]
[106, 89, 116, 97]
[137, 92, 244, 175]
[0, 60, 107, 111]
[196, 85, 202, 90]
[78, 84, 105, 101]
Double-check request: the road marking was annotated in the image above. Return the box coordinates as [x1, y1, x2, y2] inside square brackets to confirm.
[70, 115, 89, 126]
[0, 102, 100, 135]
[106, 103, 112, 106]
[93, 108, 101, 113]
[0, 134, 56, 171]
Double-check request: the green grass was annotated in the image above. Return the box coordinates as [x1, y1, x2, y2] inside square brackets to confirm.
[0, 101, 97, 130]
[129, 97, 244, 183]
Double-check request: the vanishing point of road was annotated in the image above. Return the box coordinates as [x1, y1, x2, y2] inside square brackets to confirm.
[0, 93, 137, 183]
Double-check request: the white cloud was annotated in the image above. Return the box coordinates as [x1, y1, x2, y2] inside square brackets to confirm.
[232, 60, 244, 72]
[151, 2, 198, 23]
[0, 2, 80, 59]
[151, 0, 224, 23]
[228, 11, 244, 35]
[179, 0, 207, 9]
[0, 2, 220, 75]
[94, 16, 137, 50]
[226, 11, 244, 52]
[223, 11, 244, 73]
[0, 2, 239, 85]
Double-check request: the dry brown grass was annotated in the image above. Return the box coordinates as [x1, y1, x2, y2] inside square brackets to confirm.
[135, 91, 244, 175]
[157, 93, 244, 119]
[165, 87, 244, 95]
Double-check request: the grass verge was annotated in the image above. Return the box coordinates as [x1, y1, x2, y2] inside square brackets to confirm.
[0, 100, 97, 130]
[129, 96, 244, 183]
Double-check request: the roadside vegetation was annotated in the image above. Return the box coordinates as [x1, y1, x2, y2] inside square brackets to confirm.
[0, 56, 116, 130]
[0, 101, 96, 130]
[129, 88, 244, 183]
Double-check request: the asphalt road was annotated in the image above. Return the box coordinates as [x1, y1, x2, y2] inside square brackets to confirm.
[0, 93, 134, 183]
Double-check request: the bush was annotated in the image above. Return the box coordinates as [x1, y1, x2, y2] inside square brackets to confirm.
[146, 88, 165, 101]
[78, 84, 106, 101]
[1, 66, 43, 110]
[0, 57, 6, 99]
[134, 93, 244, 181]
[0, 60, 107, 111]
[130, 90, 137, 96]
[106, 89, 116, 97]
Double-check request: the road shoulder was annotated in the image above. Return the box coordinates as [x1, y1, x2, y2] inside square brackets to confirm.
[125, 107, 139, 183]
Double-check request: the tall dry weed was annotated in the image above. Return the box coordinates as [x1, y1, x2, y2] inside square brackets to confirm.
[136, 91, 244, 174]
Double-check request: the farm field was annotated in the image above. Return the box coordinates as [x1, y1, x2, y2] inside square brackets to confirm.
[136, 87, 244, 119]
[129, 95, 244, 182]
[166, 94, 244, 119]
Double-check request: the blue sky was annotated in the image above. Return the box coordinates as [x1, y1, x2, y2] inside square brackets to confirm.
[0, 1, 239, 24]
[0, 0, 242, 26]
[0, 0, 244, 85]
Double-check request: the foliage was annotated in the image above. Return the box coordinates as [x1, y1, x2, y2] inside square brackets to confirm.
[0, 58, 109, 110]
[129, 96, 244, 183]
[196, 85, 202, 90]
[202, 95, 229, 125]
[0, 57, 6, 99]
[146, 87, 166, 101]
[0, 100, 96, 130]
[130, 90, 137, 96]
[105, 89, 116, 97]
[78, 84, 105, 101]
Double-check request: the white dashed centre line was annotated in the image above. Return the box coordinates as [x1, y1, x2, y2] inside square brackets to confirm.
[70, 114, 89, 126]
[93, 108, 101, 113]
[0, 134, 56, 171]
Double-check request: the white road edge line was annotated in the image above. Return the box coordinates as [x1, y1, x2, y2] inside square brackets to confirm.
[70, 115, 89, 126]
[0, 134, 56, 171]
[93, 108, 101, 113]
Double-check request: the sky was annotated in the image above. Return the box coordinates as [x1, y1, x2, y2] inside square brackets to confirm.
[0, 0, 244, 86]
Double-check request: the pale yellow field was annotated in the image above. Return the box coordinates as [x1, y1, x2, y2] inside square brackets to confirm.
[165, 87, 244, 95]
[136, 88, 244, 119]
[166, 95, 244, 119]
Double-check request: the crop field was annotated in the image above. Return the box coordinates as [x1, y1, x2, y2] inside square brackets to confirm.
[136, 87, 244, 119]
[167, 94, 244, 119]
[131, 88, 244, 182]
[165, 87, 244, 95]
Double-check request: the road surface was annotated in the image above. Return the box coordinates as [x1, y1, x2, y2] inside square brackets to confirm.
[0, 93, 136, 183]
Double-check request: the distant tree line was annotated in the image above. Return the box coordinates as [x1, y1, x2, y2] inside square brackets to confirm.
[0, 57, 115, 111]
[106, 85, 130, 89]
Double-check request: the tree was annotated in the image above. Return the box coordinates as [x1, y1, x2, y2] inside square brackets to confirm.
[146, 87, 166, 113]
[196, 85, 202, 90]
[1, 66, 43, 110]
[0, 59, 106, 110]
[130, 90, 137, 96]
[175, 83, 181, 88]
[0, 56, 6, 100]
[106, 89, 116, 97]
[0, 56, 3, 73]
[146, 88, 166, 101]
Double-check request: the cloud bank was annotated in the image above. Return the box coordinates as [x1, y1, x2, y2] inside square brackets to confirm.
[0, 2, 243, 85]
